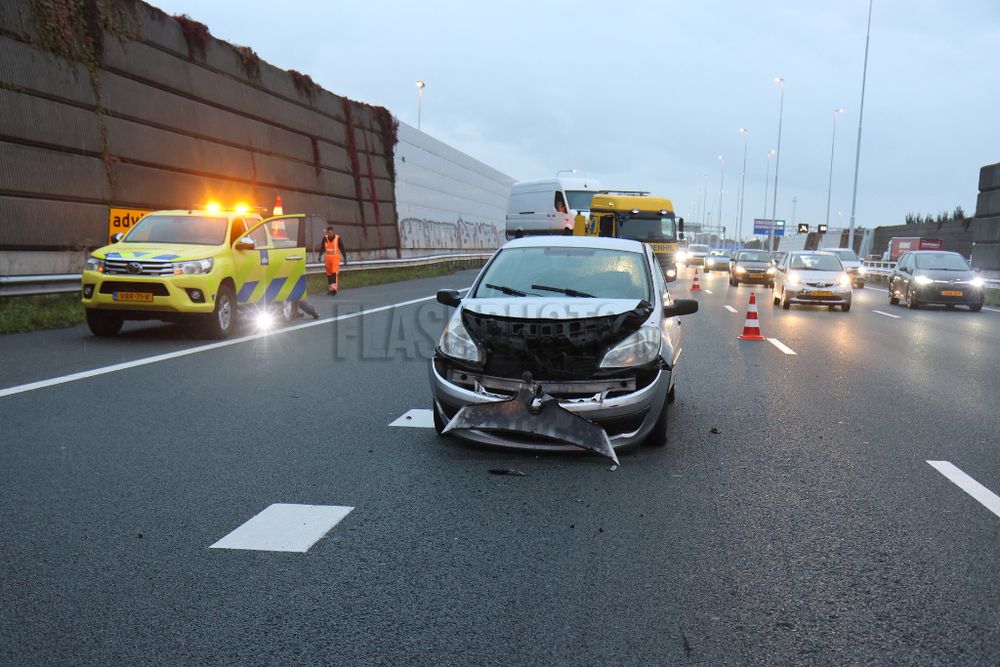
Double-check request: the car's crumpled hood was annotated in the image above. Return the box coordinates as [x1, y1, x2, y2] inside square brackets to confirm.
[461, 297, 644, 320]
[94, 244, 221, 262]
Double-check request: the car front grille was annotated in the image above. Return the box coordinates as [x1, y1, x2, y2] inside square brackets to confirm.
[104, 259, 175, 276]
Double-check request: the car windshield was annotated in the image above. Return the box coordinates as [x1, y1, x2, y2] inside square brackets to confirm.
[826, 249, 860, 261]
[737, 251, 771, 262]
[565, 190, 596, 210]
[709, 251, 730, 258]
[475, 246, 651, 301]
[789, 254, 843, 271]
[914, 253, 970, 270]
[688, 245, 709, 253]
[617, 216, 676, 242]
[123, 215, 228, 245]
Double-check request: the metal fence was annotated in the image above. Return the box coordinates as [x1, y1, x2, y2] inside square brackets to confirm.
[0, 253, 492, 298]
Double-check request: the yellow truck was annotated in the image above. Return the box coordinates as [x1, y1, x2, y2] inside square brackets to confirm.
[573, 192, 685, 281]
[81, 206, 314, 338]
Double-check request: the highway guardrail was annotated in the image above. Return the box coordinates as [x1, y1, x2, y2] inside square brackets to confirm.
[0, 252, 492, 298]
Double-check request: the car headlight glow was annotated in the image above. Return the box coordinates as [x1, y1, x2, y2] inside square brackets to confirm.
[766, 266, 776, 274]
[914, 274, 933, 285]
[666, 268, 677, 278]
[676, 250, 688, 263]
[173, 258, 215, 275]
[857, 266, 867, 275]
[970, 276, 984, 288]
[599, 324, 661, 368]
[85, 256, 104, 272]
[439, 311, 484, 364]
[839, 274, 851, 287]
[735, 266, 746, 274]
[788, 272, 801, 286]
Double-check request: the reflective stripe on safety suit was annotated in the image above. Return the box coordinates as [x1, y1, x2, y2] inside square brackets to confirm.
[324, 235, 342, 292]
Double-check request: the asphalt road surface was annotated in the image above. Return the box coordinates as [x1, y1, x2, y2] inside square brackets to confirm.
[2, 268, 998, 665]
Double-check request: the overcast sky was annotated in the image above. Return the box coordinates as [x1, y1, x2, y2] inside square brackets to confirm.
[154, 0, 1000, 237]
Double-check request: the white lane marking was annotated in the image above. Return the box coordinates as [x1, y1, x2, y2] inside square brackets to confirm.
[872, 310, 901, 319]
[702, 289, 714, 294]
[390, 409, 435, 428]
[766, 338, 797, 355]
[985, 306, 1000, 313]
[867, 287, 888, 293]
[927, 461, 1000, 520]
[723, 305, 738, 313]
[0, 291, 464, 400]
[210, 503, 354, 552]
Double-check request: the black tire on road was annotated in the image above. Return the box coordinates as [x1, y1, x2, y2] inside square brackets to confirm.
[433, 403, 447, 435]
[889, 283, 900, 305]
[86, 310, 123, 337]
[781, 289, 791, 310]
[970, 302, 983, 312]
[906, 287, 920, 310]
[842, 301, 852, 312]
[204, 283, 237, 338]
[643, 397, 669, 447]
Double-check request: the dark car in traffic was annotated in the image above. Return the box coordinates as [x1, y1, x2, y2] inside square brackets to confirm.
[729, 250, 775, 286]
[888, 251, 984, 311]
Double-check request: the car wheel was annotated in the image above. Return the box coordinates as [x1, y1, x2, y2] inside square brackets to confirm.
[204, 283, 237, 338]
[667, 381, 676, 404]
[970, 302, 983, 312]
[842, 301, 851, 312]
[906, 286, 919, 310]
[432, 403, 447, 435]
[773, 289, 780, 306]
[85, 310, 123, 337]
[857, 281, 865, 289]
[282, 300, 298, 322]
[780, 289, 790, 310]
[888, 282, 900, 305]
[643, 396, 669, 447]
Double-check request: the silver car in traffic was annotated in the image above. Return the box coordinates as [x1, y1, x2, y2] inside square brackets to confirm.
[429, 236, 698, 462]
[772, 251, 853, 311]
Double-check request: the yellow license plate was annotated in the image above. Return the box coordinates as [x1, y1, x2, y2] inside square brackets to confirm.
[942, 290, 962, 296]
[810, 290, 833, 297]
[114, 291, 153, 302]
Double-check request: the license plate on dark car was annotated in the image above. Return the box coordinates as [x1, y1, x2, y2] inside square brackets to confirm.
[942, 290, 962, 297]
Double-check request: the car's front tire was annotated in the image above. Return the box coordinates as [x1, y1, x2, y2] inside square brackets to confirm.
[432, 403, 447, 435]
[970, 302, 983, 312]
[204, 283, 237, 338]
[842, 301, 852, 312]
[906, 286, 920, 310]
[780, 289, 791, 310]
[889, 282, 900, 305]
[643, 397, 669, 447]
[86, 310, 123, 337]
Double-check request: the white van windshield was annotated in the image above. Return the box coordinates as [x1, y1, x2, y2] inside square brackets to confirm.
[565, 191, 596, 210]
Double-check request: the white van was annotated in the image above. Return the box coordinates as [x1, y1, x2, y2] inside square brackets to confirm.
[505, 177, 602, 238]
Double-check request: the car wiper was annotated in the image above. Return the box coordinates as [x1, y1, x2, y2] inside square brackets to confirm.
[531, 284, 595, 297]
[485, 283, 528, 296]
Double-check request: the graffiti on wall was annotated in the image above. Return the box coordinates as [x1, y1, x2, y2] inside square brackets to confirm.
[399, 217, 502, 250]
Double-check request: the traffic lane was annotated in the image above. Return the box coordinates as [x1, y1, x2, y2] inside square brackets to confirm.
[672, 287, 1000, 662]
[0, 269, 481, 391]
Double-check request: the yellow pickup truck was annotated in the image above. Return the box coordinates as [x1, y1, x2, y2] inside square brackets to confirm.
[81, 207, 312, 338]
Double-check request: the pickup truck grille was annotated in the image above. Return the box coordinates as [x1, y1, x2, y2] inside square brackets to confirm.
[104, 259, 175, 276]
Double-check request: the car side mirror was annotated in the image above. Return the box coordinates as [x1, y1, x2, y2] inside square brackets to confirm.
[235, 236, 255, 250]
[664, 298, 698, 318]
[437, 289, 462, 307]
[111, 232, 124, 243]
[974, 267, 982, 273]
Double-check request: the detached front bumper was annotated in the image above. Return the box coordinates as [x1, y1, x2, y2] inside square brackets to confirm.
[429, 356, 671, 452]
[785, 284, 852, 305]
[82, 271, 219, 315]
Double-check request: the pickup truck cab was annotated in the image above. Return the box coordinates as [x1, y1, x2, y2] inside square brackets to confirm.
[81, 207, 310, 338]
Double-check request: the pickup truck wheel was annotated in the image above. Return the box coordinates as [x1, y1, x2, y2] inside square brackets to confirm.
[204, 284, 237, 338]
[86, 310, 123, 337]
[643, 397, 669, 447]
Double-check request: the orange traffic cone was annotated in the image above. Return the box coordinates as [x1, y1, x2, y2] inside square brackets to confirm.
[272, 196, 283, 216]
[691, 268, 701, 292]
[738, 292, 766, 341]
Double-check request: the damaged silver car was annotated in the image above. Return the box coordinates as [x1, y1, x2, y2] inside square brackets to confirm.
[429, 236, 698, 464]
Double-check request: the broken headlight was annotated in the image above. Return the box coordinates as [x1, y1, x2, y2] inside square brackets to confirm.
[599, 324, 661, 368]
[439, 311, 484, 364]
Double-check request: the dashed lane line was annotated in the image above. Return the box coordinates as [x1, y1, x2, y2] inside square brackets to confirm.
[927, 461, 1000, 520]
[210, 503, 354, 552]
[702, 289, 714, 294]
[723, 305, 738, 313]
[389, 409, 435, 428]
[766, 338, 797, 355]
[872, 310, 901, 319]
[0, 291, 464, 400]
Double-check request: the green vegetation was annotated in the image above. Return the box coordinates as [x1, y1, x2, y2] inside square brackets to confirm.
[904, 206, 967, 225]
[1, 260, 485, 335]
[0, 294, 85, 334]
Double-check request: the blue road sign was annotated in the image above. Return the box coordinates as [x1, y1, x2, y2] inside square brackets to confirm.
[753, 218, 785, 236]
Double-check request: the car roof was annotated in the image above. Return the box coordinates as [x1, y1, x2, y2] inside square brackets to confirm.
[820, 247, 855, 252]
[906, 250, 960, 255]
[502, 235, 646, 253]
[789, 250, 836, 256]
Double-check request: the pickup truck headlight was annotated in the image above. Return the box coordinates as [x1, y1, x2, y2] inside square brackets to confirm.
[914, 274, 933, 285]
[599, 324, 661, 369]
[439, 311, 484, 364]
[173, 258, 214, 275]
[85, 256, 104, 272]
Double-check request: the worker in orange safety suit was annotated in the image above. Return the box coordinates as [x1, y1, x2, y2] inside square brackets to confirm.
[318, 226, 348, 295]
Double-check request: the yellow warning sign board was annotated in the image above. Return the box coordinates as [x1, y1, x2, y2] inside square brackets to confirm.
[108, 208, 153, 243]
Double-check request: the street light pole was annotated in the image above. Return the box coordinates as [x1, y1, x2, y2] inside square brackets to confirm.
[415, 80, 425, 130]
[825, 108, 845, 230]
[702, 174, 709, 226]
[762, 149, 775, 246]
[717, 155, 725, 248]
[848, 0, 874, 251]
[738, 128, 749, 248]
[769, 77, 785, 252]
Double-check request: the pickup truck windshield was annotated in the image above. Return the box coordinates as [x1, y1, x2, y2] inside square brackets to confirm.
[617, 216, 676, 242]
[475, 246, 651, 301]
[124, 215, 228, 245]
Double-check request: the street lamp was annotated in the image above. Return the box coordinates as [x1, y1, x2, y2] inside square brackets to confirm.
[762, 149, 776, 234]
[717, 155, 725, 247]
[556, 169, 577, 177]
[769, 76, 785, 252]
[415, 80, 425, 130]
[737, 128, 749, 247]
[848, 0, 874, 251]
[702, 174, 709, 225]
[825, 108, 845, 230]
